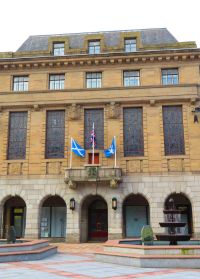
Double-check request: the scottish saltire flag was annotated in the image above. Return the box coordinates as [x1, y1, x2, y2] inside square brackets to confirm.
[104, 137, 116, 157]
[71, 138, 85, 157]
[90, 122, 96, 147]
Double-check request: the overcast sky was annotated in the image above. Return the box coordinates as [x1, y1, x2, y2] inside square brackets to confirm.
[0, 0, 199, 52]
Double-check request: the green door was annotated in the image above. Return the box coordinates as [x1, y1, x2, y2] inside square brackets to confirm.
[125, 206, 148, 237]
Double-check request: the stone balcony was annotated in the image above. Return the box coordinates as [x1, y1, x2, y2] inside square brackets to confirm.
[64, 165, 122, 189]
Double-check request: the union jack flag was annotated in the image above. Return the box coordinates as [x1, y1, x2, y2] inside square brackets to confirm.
[90, 122, 96, 147]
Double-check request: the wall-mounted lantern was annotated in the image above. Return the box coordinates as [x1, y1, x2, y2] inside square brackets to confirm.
[112, 197, 117, 210]
[70, 198, 75, 210]
[192, 107, 200, 123]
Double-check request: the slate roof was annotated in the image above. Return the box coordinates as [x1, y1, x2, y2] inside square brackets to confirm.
[17, 28, 178, 52]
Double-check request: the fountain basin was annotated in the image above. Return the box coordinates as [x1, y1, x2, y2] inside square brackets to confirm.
[159, 222, 186, 227]
[95, 239, 200, 268]
[156, 233, 191, 242]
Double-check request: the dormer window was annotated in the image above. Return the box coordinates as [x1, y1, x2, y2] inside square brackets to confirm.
[88, 40, 100, 54]
[53, 42, 65, 56]
[124, 38, 136, 52]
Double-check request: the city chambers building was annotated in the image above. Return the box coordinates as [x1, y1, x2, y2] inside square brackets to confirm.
[0, 28, 199, 242]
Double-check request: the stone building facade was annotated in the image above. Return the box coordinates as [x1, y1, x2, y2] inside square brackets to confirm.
[0, 28, 200, 242]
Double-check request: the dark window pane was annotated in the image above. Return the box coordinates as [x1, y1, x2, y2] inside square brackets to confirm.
[163, 106, 185, 155]
[46, 110, 65, 158]
[123, 108, 144, 156]
[8, 112, 28, 159]
[84, 109, 104, 149]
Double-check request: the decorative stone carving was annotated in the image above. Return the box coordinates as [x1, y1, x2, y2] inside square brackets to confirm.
[46, 162, 61, 174]
[32, 104, 40, 111]
[107, 102, 120, 119]
[8, 163, 22, 175]
[65, 179, 77, 189]
[64, 166, 122, 188]
[68, 104, 81, 120]
[110, 178, 120, 188]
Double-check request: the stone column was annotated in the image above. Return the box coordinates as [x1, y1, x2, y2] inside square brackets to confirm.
[150, 200, 164, 234]
[24, 204, 39, 239]
[192, 201, 200, 238]
[0, 205, 4, 238]
[66, 206, 80, 243]
[108, 201, 123, 240]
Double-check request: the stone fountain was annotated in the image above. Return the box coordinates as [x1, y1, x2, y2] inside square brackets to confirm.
[156, 198, 191, 245]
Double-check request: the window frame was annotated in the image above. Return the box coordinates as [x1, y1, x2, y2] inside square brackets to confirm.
[161, 68, 179, 85]
[7, 111, 28, 160]
[45, 110, 65, 159]
[124, 38, 137, 52]
[53, 42, 65, 56]
[162, 105, 185, 156]
[86, 72, 102, 88]
[13, 76, 29, 92]
[49, 74, 65, 90]
[123, 107, 144, 157]
[88, 40, 101, 54]
[123, 70, 140, 86]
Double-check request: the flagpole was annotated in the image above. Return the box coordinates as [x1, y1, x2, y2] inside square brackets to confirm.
[114, 136, 117, 168]
[70, 137, 73, 169]
[92, 122, 95, 165]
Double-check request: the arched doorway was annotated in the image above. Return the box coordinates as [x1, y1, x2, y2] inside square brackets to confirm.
[80, 195, 108, 242]
[3, 196, 26, 238]
[123, 194, 149, 238]
[165, 193, 193, 234]
[40, 195, 66, 239]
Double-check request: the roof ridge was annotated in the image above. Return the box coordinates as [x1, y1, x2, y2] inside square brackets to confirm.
[28, 28, 168, 38]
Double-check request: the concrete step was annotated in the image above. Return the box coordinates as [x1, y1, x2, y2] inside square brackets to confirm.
[95, 251, 200, 268]
[0, 245, 57, 262]
[0, 240, 49, 253]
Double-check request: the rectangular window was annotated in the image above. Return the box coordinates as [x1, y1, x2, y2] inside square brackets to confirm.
[124, 38, 136, 52]
[123, 107, 144, 156]
[13, 76, 28, 91]
[88, 40, 100, 54]
[8, 112, 28, 160]
[86, 72, 102, 88]
[53, 42, 65, 56]
[162, 68, 179, 85]
[49, 74, 65, 90]
[163, 106, 185, 155]
[84, 109, 104, 150]
[123, 70, 140, 86]
[46, 110, 65, 158]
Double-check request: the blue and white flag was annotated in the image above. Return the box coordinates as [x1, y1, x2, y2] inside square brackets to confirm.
[104, 137, 116, 158]
[71, 138, 85, 158]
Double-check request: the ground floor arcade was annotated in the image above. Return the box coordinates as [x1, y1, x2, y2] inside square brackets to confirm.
[0, 173, 198, 242]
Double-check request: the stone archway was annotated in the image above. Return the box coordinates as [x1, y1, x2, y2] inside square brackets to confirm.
[40, 195, 66, 239]
[123, 194, 149, 238]
[165, 193, 193, 234]
[80, 195, 108, 242]
[3, 196, 26, 238]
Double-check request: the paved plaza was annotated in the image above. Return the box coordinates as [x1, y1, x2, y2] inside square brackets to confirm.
[0, 243, 200, 278]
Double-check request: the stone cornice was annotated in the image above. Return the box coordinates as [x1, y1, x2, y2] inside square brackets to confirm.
[0, 83, 199, 95]
[0, 49, 200, 71]
[0, 86, 198, 109]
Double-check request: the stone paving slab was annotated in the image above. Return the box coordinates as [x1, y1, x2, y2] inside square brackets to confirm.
[0, 244, 200, 279]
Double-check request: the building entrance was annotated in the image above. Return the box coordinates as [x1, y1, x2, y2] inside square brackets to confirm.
[40, 196, 66, 238]
[123, 194, 149, 238]
[3, 196, 26, 238]
[88, 199, 108, 241]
